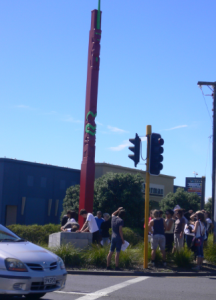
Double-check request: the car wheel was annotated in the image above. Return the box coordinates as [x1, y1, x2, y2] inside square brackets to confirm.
[25, 293, 46, 299]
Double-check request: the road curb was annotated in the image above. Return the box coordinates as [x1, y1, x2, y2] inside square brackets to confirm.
[66, 270, 216, 277]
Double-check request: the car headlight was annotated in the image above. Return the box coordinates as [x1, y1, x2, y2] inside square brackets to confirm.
[57, 257, 65, 270]
[5, 258, 28, 272]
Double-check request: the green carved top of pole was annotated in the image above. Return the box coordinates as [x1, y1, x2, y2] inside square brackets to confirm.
[97, 0, 101, 30]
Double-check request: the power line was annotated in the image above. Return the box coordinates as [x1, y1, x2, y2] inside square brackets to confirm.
[140, 140, 147, 161]
[199, 86, 212, 123]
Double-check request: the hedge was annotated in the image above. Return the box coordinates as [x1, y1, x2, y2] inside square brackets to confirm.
[7, 224, 141, 246]
[7, 224, 60, 245]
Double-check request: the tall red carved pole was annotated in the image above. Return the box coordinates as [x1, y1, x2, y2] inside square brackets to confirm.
[78, 3, 102, 226]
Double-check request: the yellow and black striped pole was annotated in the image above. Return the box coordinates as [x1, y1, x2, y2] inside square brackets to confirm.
[144, 125, 151, 269]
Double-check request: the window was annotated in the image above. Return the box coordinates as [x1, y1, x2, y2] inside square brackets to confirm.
[41, 177, 47, 188]
[27, 176, 34, 187]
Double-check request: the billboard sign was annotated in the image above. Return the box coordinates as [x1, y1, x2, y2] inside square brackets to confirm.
[185, 177, 202, 197]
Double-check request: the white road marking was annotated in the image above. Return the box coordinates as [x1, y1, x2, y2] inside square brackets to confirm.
[55, 291, 108, 296]
[73, 276, 149, 300]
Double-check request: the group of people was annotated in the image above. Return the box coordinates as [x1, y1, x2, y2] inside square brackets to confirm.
[148, 206, 213, 270]
[61, 210, 111, 244]
[61, 205, 213, 271]
[61, 207, 126, 270]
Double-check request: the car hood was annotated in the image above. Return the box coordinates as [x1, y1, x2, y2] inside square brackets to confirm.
[0, 242, 58, 263]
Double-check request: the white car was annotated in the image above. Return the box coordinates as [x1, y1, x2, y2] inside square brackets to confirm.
[0, 224, 67, 299]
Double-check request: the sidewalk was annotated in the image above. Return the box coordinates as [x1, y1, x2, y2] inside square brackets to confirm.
[66, 263, 216, 277]
[66, 269, 216, 277]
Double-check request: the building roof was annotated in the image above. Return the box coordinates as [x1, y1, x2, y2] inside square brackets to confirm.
[95, 162, 176, 179]
[0, 158, 80, 173]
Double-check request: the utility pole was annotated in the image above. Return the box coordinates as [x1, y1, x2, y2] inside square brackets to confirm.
[201, 176, 206, 210]
[197, 81, 216, 242]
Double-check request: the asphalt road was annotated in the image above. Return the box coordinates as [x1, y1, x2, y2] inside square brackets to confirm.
[7, 275, 216, 300]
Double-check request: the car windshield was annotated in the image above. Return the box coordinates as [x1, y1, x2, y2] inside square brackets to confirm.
[0, 224, 21, 242]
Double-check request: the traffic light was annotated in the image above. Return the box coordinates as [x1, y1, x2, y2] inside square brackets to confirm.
[149, 133, 164, 175]
[128, 133, 141, 167]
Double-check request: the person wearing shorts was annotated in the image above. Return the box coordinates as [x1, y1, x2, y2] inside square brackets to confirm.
[149, 210, 167, 267]
[107, 207, 125, 271]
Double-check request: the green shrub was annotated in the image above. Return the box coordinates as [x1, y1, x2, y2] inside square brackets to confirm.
[119, 248, 134, 269]
[131, 227, 143, 238]
[122, 228, 142, 245]
[50, 244, 84, 267]
[109, 227, 141, 246]
[204, 234, 216, 264]
[173, 248, 194, 268]
[84, 244, 109, 268]
[133, 242, 162, 265]
[7, 224, 60, 245]
[80, 244, 135, 269]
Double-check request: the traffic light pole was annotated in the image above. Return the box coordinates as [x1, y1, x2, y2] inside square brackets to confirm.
[144, 125, 151, 269]
[198, 81, 216, 242]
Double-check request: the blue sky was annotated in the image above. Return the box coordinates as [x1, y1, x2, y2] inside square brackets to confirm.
[0, 0, 215, 200]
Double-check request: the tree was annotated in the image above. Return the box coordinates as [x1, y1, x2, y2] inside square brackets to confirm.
[93, 172, 144, 228]
[159, 188, 201, 213]
[205, 197, 212, 213]
[62, 185, 80, 217]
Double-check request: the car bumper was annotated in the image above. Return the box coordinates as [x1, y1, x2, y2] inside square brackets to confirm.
[0, 272, 67, 295]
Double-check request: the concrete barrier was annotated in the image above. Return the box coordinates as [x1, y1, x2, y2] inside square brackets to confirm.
[48, 232, 93, 249]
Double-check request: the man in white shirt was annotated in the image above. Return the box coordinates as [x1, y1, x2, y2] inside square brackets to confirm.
[78, 209, 99, 244]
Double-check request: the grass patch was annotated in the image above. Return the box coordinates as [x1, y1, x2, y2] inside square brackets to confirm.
[83, 244, 109, 268]
[204, 234, 216, 264]
[132, 242, 162, 265]
[173, 248, 194, 268]
[119, 247, 135, 269]
[50, 244, 84, 267]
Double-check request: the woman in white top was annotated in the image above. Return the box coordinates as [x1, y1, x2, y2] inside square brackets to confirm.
[191, 211, 206, 271]
[165, 209, 174, 252]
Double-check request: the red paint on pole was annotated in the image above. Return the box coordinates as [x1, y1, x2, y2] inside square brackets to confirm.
[78, 9, 102, 226]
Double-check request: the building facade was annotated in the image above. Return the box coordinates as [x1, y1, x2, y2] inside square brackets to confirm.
[0, 159, 176, 226]
[95, 163, 175, 203]
[0, 158, 80, 226]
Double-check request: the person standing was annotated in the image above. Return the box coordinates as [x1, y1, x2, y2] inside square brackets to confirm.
[101, 213, 111, 246]
[192, 212, 206, 271]
[95, 211, 104, 236]
[78, 209, 99, 244]
[164, 209, 174, 252]
[107, 207, 125, 271]
[173, 209, 185, 252]
[184, 221, 195, 249]
[149, 210, 167, 267]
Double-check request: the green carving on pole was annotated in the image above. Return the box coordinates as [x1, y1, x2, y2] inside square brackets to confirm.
[85, 111, 97, 135]
[86, 111, 97, 121]
[97, 0, 101, 30]
[85, 123, 96, 136]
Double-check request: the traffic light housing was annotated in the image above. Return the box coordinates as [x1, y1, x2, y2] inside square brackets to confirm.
[149, 133, 164, 175]
[128, 133, 141, 167]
